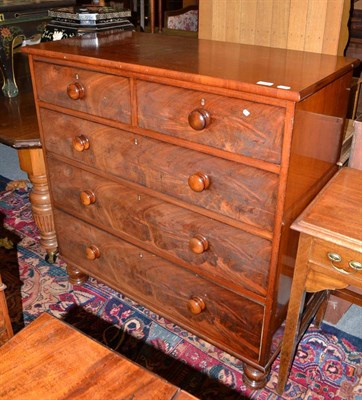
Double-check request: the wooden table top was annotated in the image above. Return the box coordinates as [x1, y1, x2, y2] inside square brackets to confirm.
[291, 167, 362, 250]
[0, 313, 198, 400]
[0, 53, 40, 149]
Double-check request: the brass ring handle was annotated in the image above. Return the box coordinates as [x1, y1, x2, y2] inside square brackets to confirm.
[187, 296, 206, 315]
[188, 108, 211, 130]
[188, 172, 210, 192]
[80, 190, 96, 206]
[72, 135, 90, 152]
[189, 234, 209, 254]
[327, 252, 351, 275]
[67, 82, 85, 100]
[349, 260, 362, 271]
[86, 245, 100, 260]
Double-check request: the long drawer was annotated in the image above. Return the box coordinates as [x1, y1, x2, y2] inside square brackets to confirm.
[54, 209, 264, 362]
[136, 80, 285, 164]
[40, 109, 278, 232]
[33, 61, 131, 124]
[47, 157, 272, 297]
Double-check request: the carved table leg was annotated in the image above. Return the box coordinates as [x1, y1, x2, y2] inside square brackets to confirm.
[17, 148, 58, 262]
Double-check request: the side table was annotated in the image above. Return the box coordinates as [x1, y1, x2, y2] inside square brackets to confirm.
[277, 167, 362, 393]
[0, 53, 57, 261]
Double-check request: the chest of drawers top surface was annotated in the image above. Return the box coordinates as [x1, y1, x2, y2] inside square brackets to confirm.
[23, 31, 357, 102]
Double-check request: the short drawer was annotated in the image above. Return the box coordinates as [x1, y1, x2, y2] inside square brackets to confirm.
[41, 109, 278, 232]
[54, 209, 264, 362]
[137, 81, 285, 164]
[47, 158, 272, 297]
[33, 61, 131, 124]
[309, 238, 362, 282]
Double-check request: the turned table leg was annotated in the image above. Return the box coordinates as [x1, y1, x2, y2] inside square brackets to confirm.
[17, 148, 58, 262]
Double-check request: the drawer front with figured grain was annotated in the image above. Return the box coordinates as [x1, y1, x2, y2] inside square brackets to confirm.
[41, 109, 278, 232]
[137, 81, 285, 164]
[54, 209, 264, 361]
[47, 158, 272, 297]
[33, 62, 131, 123]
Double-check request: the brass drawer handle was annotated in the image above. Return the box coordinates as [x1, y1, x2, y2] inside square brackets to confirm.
[327, 252, 351, 275]
[188, 108, 211, 130]
[187, 296, 206, 315]
[349, 260, 362, 271]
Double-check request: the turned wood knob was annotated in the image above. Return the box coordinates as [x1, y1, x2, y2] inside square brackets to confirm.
[187, 296, 206, 315]
[80, 190, 96, 206]
[72, 135, 90, 152]
[189, 234, 209, 254]
[188, 172, 210, 192]
[188, 108, 211, 130]
[67, 82, 85, 100]
[85, 245, 100, 260]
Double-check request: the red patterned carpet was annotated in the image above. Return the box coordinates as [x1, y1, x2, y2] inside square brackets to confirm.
[0, 178, 361, 400]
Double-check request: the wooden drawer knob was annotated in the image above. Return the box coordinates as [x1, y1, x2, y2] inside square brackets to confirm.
[72, 135, 90, 152]
[189, 235, 209, 254]
[67, 82, 85, 100]
[80, 190, 96, 206]
[188, 108, 211, 130]
[86, 245, 100, 260]
[188, 172, 210, 192]
[187, 296, 206, 315]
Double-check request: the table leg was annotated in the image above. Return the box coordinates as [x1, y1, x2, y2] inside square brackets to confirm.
[277, 234, 311, 394]
[0, 273, 13, 345]
[17, 148, 58, 262]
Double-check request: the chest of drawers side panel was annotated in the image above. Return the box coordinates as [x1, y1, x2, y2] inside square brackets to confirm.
[261, 71, 353, 363]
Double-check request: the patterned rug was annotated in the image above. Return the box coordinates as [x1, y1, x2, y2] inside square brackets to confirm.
[1, 176, 361, 400]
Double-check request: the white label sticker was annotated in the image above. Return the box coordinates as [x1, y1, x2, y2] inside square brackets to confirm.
[256, 81, 274, 86]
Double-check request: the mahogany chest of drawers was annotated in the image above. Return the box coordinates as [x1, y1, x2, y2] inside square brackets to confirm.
[24, 32, 358, 388]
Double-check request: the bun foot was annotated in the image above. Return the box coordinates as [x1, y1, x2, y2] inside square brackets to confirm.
[243, 363, 269, 390]
[67, 264, 88, 285]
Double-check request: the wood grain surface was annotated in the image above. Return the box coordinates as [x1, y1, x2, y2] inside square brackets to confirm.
[0, 313, 198, 399]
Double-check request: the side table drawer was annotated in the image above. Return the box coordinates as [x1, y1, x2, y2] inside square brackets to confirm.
[33, 61, 131, 124]
[54, 209, 264, 362]
[310, 238, 362, 282]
